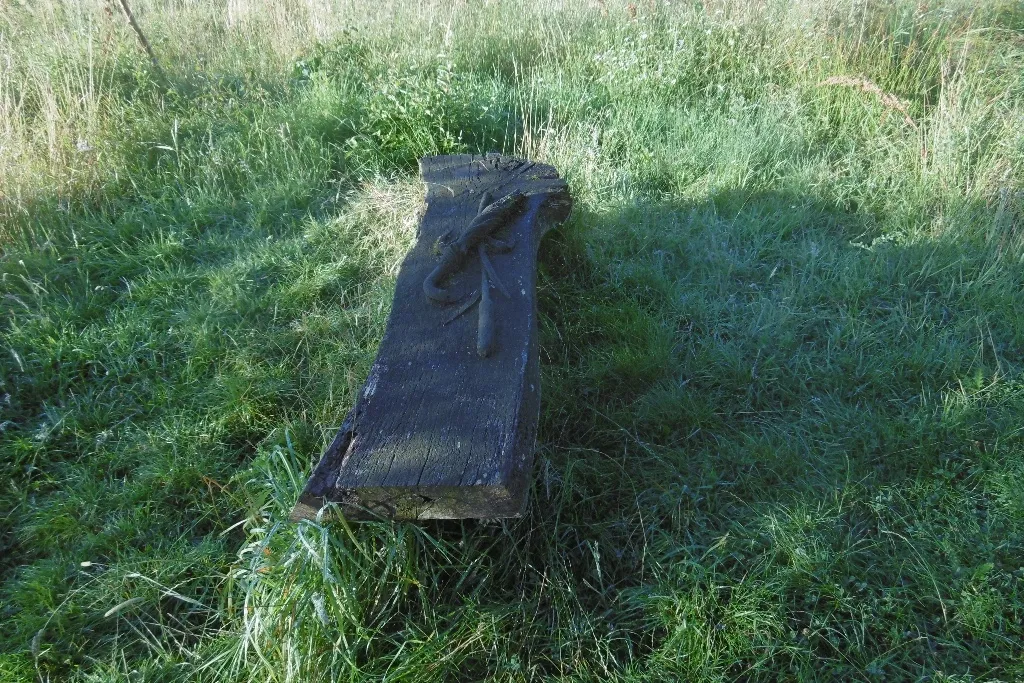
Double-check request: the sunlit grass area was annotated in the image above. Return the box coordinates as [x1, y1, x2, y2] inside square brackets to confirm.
[2, 0, 1023, 680]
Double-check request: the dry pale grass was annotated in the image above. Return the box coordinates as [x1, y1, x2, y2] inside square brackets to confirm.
[820, 75, 918, 128]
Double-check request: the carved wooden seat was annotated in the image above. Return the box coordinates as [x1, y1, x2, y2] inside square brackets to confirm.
[291, 154, 572, 521]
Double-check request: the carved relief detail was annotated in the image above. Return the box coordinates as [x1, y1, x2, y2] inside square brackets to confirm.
[422, 189, 525, 357]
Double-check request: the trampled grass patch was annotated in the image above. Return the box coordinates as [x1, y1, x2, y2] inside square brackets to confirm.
[1, 0, 1023, 680]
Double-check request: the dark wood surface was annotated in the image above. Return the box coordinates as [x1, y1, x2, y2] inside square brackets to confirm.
[291, 154, 571, 520]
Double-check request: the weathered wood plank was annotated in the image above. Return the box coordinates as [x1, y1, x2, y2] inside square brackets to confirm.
[291, 154, 572, 520]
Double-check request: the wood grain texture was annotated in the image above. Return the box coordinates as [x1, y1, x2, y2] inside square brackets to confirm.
[291, 154, 572, 521]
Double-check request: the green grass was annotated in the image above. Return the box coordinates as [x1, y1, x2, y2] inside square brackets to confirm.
[2, 0, 1023, 680]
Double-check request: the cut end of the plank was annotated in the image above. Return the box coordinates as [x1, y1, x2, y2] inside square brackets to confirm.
[290, 480, 529, 522]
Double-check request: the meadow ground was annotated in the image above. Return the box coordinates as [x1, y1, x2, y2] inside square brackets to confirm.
[2, 0, 1023, 680]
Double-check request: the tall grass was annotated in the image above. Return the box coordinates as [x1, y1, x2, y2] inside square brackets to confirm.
[1, 0, 1023, 681]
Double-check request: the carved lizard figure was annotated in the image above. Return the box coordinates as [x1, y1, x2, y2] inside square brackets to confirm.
[423, 189, 525, 357]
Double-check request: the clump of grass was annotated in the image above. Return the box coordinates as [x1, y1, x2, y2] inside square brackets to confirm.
[2, 0, 1024, 681]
